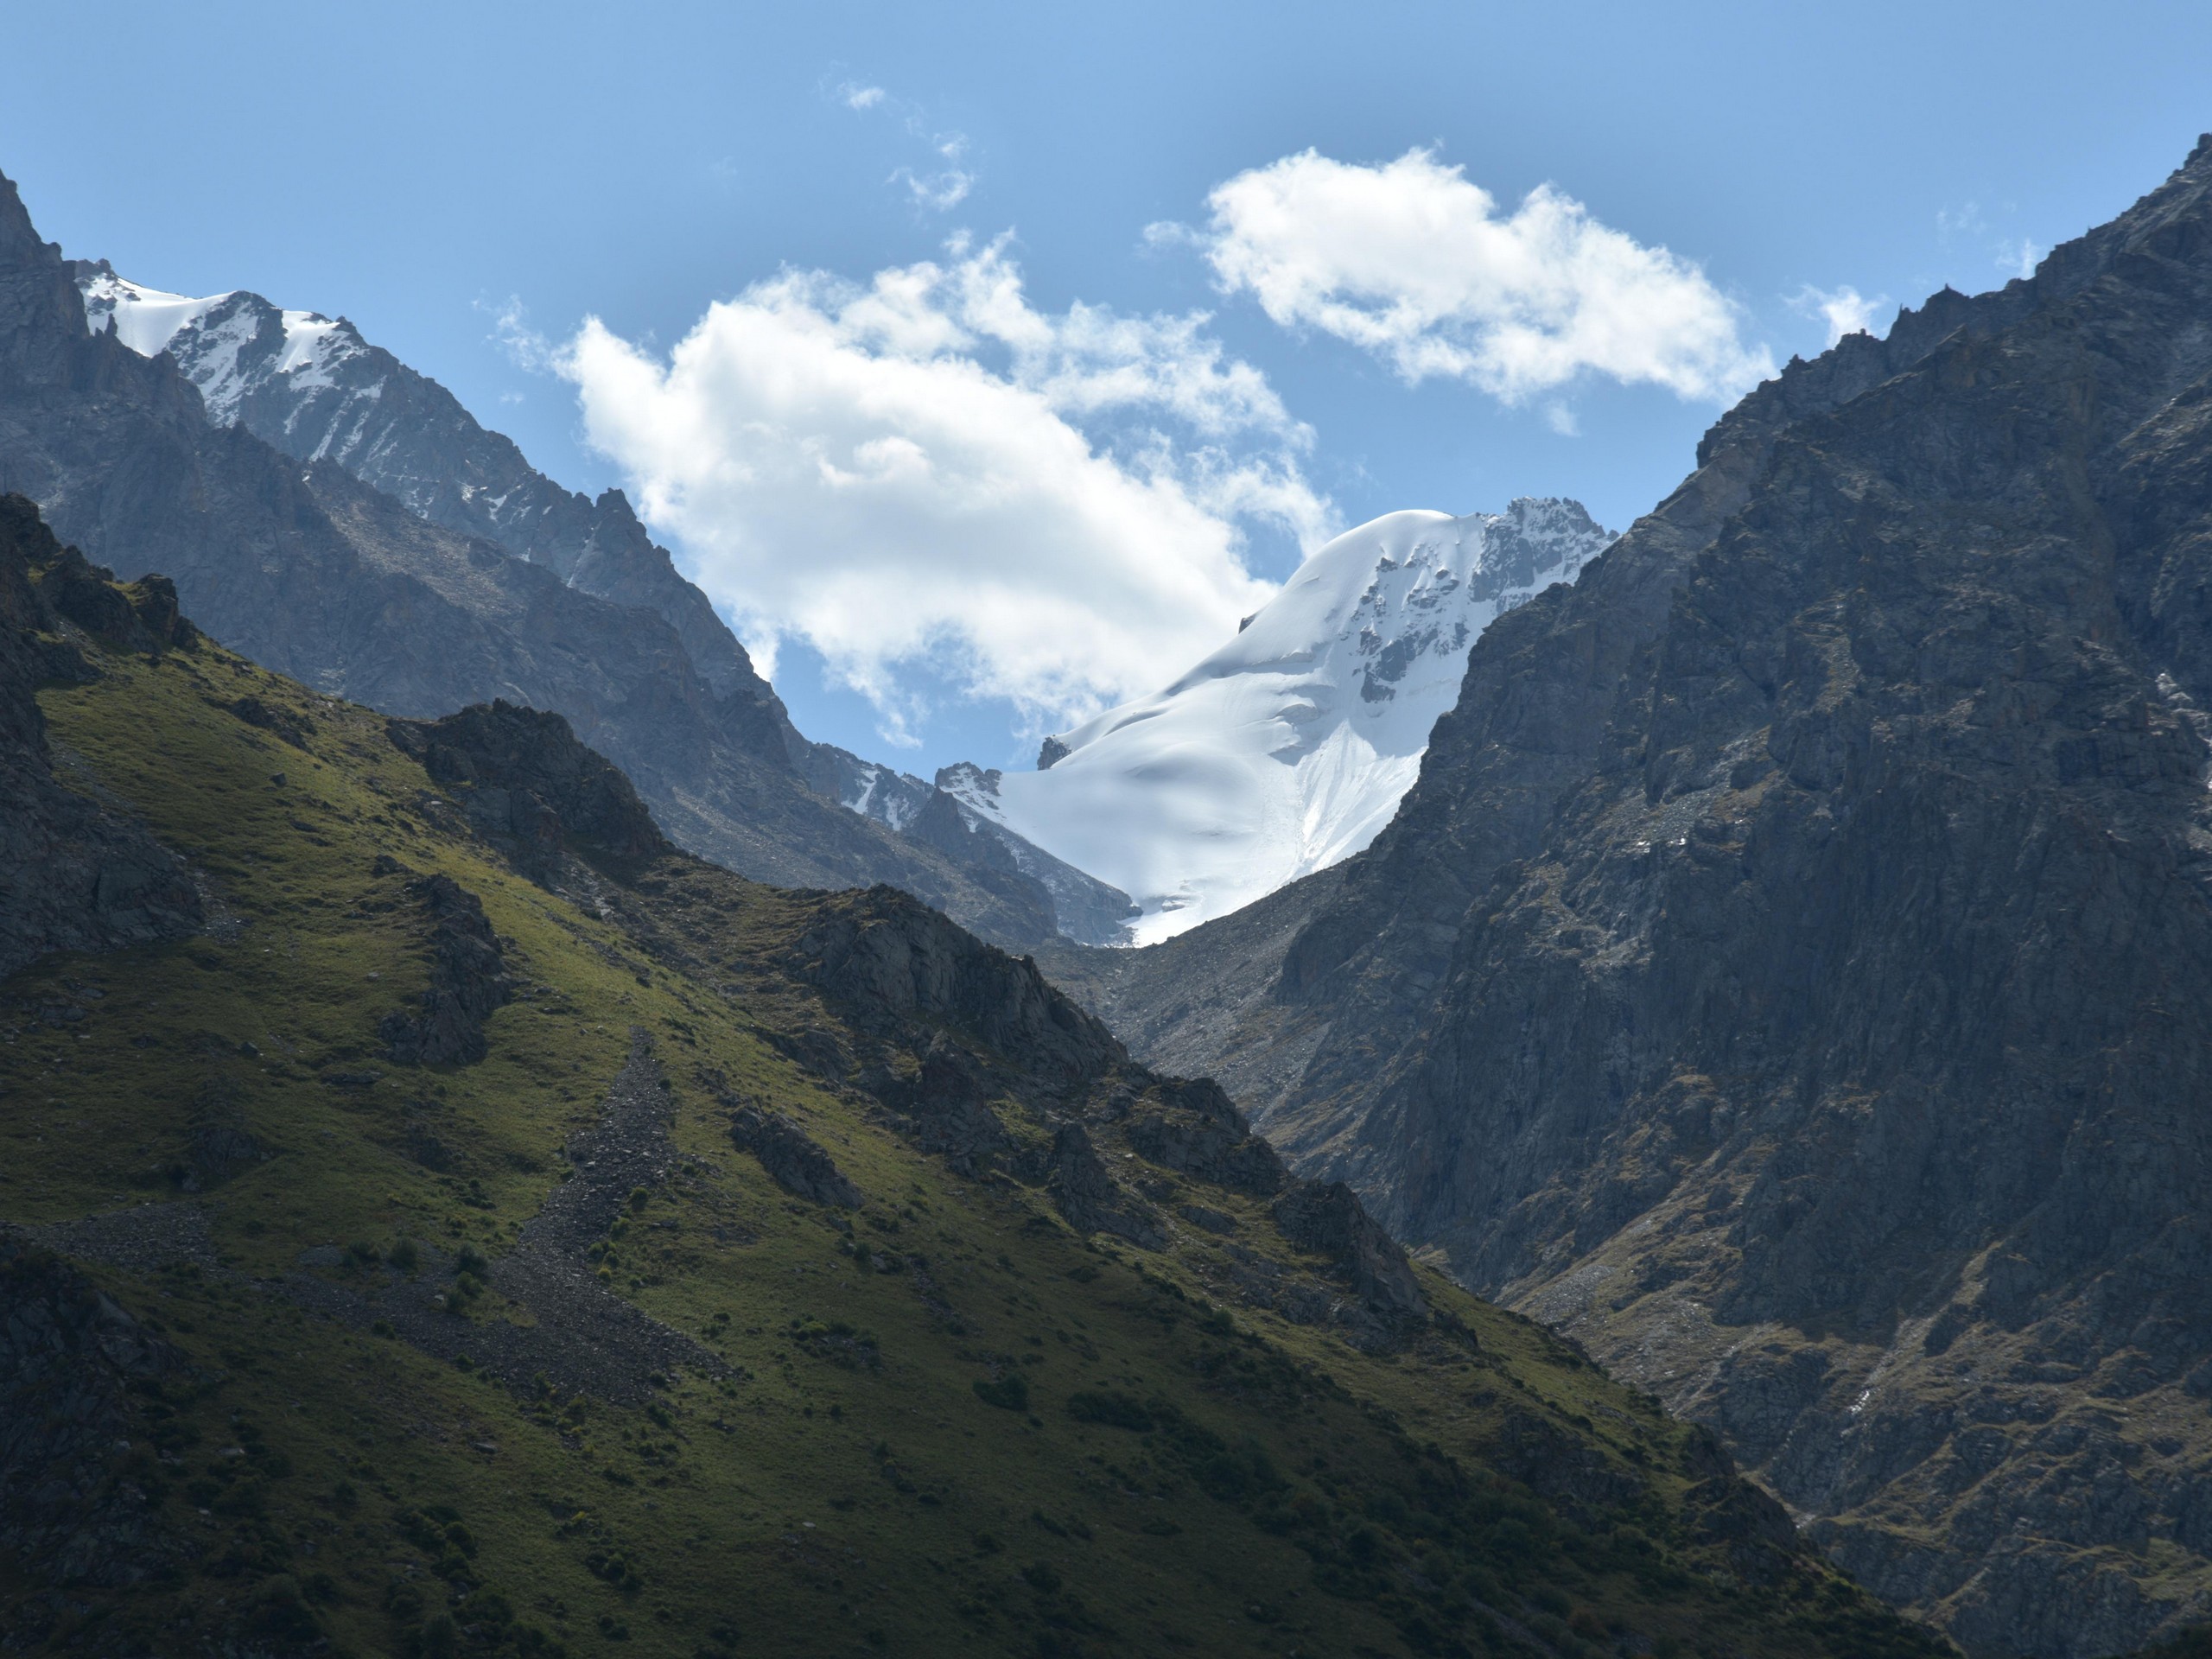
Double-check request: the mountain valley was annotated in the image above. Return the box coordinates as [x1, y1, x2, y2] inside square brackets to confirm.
[3, 101, 2212, 1659]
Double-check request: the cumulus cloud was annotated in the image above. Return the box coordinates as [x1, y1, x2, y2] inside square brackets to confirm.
[1790, 283, 1885, 346]
[550, 238, 1330, 742]
[839, 81, 886, 111]
[1189, 148, 1773, 405]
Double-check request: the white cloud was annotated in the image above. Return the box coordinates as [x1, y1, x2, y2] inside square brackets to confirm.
[893, 136, 973, 211]
[1937, 201, 1990, 239]
[550, 238, 1332, 743]
[1790, 283, 1885, 346]
[833, 79, 976, 213]
[1190, 148, 1773, 406]
[1997, 237, 2042, 280]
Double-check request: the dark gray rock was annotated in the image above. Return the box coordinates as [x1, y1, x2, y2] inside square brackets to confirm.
[378, 873, 513, 1066]
[0, 1237, 190, 1592]
[788, 885, 1124, 1090]
[1046, 1123, 1166, 1249]
[857, 1036, 1014, 1178]
[728, 1103, 863, 1208]
[385, 700, 670, 881]
[1125, 1077, 1285, 1198]
[1269, 1181, 1424, 1319]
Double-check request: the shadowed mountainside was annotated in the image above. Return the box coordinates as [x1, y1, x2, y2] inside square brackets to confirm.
[1047, 137, 2212, 1658]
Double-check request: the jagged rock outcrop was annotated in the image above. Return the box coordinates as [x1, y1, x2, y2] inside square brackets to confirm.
[1065, 138, 2212, 1657]
[856, 1035, 1014, 1177]
[0, 495, 200, 978]
[1046, 1123, 1166, 1249]
[787, 886, 1124, 1087]
[1124, 1077, 1286, 1198]
[386, 700, 670, 880]
[728, 1103, 864, 1208]
[1269, 1181, 1425, 1319]
[378, 872, 514, 1065]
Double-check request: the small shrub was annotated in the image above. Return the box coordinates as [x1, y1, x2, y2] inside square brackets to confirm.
[1065, 1390, 1153, 1431]
[388, 1236, 420, 1276]
[1020, 1562, 1062, 1593]
[972, 1372, 1030, 1411]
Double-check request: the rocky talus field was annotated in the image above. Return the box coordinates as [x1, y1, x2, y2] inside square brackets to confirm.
[1048, 138, 2212, 1658]
[0, 500, 1961, 1658]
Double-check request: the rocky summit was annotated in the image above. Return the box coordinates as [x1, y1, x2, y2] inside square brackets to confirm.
[1050, 137, 2212, 1657]
[0, 501, 1952, 1658]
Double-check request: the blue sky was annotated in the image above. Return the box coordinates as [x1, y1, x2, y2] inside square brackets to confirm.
[7, 0, 2209, 773]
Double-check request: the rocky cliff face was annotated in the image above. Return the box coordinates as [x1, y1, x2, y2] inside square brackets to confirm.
[1064, 138, 2212, 1656]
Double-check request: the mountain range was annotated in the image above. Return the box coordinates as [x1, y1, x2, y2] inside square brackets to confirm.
[24, 245, 1133, 951]
[66, 264, 1601, 950]
[4, 126, 2212, 1659]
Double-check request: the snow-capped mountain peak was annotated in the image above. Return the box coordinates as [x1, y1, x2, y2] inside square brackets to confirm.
[79, 264, 372, 430]
[958, 499, 1615, 944]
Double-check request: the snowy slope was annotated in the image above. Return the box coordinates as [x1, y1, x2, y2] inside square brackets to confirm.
[945, 499, 1615, 944]
[79, 265, 372, 431]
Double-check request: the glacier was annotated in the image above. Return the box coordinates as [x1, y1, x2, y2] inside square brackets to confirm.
[943, 499, 1615, 944]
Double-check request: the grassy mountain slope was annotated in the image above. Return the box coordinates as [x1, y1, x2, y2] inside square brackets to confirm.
[0, 527, 1948, 1659]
